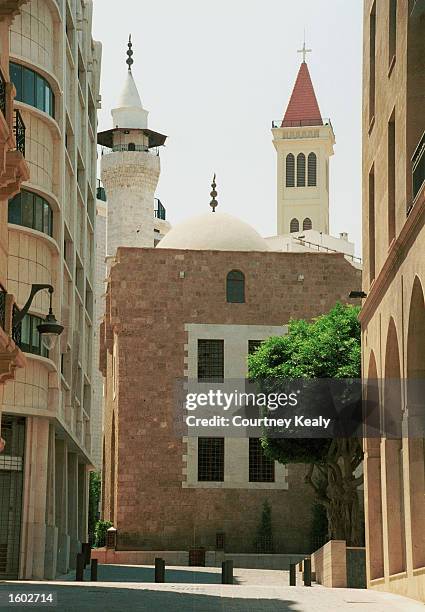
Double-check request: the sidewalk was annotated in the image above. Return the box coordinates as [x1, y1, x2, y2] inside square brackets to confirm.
[0, 565, 423, 611]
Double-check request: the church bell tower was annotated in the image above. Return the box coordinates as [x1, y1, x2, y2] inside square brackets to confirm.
[98, 37, 167, 256]
[272, 44, 335, 236]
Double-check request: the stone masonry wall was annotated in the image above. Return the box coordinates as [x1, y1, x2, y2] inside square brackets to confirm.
[101, 247, 362, 553]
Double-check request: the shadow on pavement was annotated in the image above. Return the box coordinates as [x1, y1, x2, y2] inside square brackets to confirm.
[61, 564, 234, 584]
[0, 583, 298, 612]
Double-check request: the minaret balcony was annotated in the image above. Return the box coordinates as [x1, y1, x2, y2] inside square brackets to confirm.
[105, 143, 159, 156]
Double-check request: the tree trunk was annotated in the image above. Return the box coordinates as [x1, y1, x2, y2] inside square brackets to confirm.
[305, 438, 364, 547]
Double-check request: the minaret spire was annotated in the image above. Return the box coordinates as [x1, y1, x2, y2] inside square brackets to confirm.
[209, 174, 218, 213]
[126, 34, 134, 71]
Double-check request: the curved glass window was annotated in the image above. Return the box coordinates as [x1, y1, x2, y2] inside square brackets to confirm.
[308, 153, 317, 186]
[10, 62, 55, 118]
[290, 218, 299, 233]
[286, 153, 295, 187]
[303, 217, 312, 231]
[20, 314, 49, 358]
[9, 189, 53, 237]
[297, 153, 306, 186]
[226, 270, 245, 303]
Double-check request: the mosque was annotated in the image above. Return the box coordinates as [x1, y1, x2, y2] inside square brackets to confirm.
[96, 39, 361, 561]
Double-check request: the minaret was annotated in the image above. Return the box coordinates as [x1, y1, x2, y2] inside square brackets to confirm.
[98, 36, 167, 256]
[272, 43, 335, 236]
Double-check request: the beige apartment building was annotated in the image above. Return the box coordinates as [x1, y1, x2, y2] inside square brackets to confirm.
[0, 0, 101, 579]
[361, 0, 425, 602]
[0, 1, 29, 434]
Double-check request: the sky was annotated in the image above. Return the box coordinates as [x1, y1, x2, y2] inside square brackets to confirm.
[92, 0, 363, 254]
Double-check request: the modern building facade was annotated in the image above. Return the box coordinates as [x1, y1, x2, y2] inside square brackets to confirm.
[0, 0, 29, 435]
[361, 0, 425, 602]
[0, 0, 101, 579]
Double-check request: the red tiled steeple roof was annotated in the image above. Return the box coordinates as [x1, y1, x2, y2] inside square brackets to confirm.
[281, 62, 322, 127]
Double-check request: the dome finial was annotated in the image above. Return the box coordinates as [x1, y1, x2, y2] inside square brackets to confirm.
[210, 173, 218, 213]
[126, 34, 134, 71]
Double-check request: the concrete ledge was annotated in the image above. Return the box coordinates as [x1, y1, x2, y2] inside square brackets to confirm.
[91, 550, 189, 566]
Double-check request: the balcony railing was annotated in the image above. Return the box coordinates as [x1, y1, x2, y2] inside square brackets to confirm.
[13, 109, 25, 157]
[0, 289, 6, 330]
[154, 198, 166, 221]
[272, 118, 333, 130]
[0, 69, 6, 119]
[101, 144, 160, 157]
[412, 130, 425, 202]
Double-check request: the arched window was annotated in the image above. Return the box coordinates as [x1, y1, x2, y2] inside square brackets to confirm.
[297, 153, 306, 186]
[10, 62, 55, 118]
[9, 189, 53, 237]
[226, 270, 245, 303]
[285, 154, 295, 187]
[308, 153, 317, 186]
[303, 217, 312, 230]
[128, 142, 136, 151]
[290, 218, 299, 233]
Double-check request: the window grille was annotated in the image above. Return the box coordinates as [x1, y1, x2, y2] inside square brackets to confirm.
[198, 438, 224, 481]
[249, 438, 275, 482]
[197, 340, 224, 382]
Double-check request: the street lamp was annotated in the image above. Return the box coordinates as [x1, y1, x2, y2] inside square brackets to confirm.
[13, 284, 64, 351]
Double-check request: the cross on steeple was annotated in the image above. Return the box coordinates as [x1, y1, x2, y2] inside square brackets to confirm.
[297, 40, 312, 63]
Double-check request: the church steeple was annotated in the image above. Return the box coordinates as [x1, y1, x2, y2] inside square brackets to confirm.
[272, 48, 335, 236]
[281, 61, 322, 127]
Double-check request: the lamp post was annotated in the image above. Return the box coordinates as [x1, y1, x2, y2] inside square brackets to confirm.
[12, 284, 64, 351]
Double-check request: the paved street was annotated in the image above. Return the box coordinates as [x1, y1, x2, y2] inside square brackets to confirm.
[0, 565, 423, 611]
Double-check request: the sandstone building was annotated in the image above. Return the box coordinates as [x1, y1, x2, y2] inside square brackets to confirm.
[98, 48, 363, 558]
[100, 224, 361, 558]
[361, 0, 425, 602]
[0, 0, 101, 579]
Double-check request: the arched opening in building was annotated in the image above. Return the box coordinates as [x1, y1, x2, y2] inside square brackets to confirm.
[110, 411, 116, 524]
[297, 153, 306, 187]
[128, 142, 136, 151]
[406, 276, 425, 569]
[290, 218, 299, 233]
[365, 351, 384, 580]
[226, 270, 245, 303]
[303, 217, 312, 231]
[308, 152, 317, 186]
[383, 318, 406, 575]
[286, 153, 295, 187]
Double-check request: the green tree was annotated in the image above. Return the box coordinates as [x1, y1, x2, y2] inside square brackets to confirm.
[254, 500, 273, 553]
[248, 303, 363, 546]
[88, 471, 101, 545]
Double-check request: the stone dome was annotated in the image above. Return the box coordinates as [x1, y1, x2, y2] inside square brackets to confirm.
[157, 212, 270, 252]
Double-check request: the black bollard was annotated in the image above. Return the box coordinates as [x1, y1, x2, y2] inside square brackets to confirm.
[155, 557, 165, 583]
[82, 543, 91, 567]
[76, 552, 85, 581]
[221, 560, 233, 584]
[289, 562, 296, 586]
[90, 558, 98, 581]
[303, 558, 311, 587]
